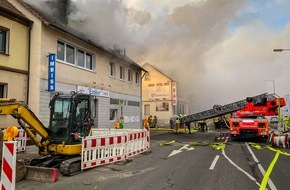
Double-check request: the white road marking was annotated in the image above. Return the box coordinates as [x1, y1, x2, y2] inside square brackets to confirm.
[246, 142, 277, 190]
[209, 155, 220, 170]
[168, 144, 195, 157]
[222, 149, 261, 187]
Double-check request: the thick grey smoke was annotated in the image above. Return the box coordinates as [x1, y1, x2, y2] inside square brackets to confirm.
[24, 0, 290, 112]
[66, 0, 248, 111]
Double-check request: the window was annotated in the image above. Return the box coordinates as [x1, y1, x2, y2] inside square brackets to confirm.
[135, 72, 140, 85]
[128, 69, 132, 83]
[120, 66, 125, 80]
[75, 99, 89, 122]
[0, 84, 7, 98]
[57, 41, 65, 60]
[77, 49, 85, 67]
[110, 62, 115, 77]
[110, 98, 119, 105]
[128, 101, 139, 107]
[0, 27, 9, 54]
[144, 104, 150, 115]
[85, 53, 92, 70]
[50, 97, 71, 139]
[66, 44, 75, 64]
[57, 40, 93, 70]
[110, 109, 118, 121]
[110, 98, 126, 105]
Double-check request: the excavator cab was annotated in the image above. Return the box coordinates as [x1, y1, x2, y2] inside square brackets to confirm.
[49, 92, 94, 144]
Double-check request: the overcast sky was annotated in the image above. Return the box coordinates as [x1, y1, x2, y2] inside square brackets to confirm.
[26, 0, 290, 111]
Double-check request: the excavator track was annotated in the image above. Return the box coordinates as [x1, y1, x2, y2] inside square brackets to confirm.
[59, 156, 82, 176]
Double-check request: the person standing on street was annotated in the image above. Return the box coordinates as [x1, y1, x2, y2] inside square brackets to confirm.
[148, 115, 153, 128]
[175, 115, 181, 134]
[153, 116, 158, 128]
[284, 115, 290, 132]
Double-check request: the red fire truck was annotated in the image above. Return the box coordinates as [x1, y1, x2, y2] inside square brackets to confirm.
[229, 96, 286, 139]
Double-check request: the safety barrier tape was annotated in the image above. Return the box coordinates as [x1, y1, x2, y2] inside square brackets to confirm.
[248, 142, 290, 190]
[189, 142, 226, 150]
[160, 140, 176, 146]
[248, 142, 290, 156]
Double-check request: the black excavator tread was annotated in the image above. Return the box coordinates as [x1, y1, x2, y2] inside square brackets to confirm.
[59, 156, 82, 176]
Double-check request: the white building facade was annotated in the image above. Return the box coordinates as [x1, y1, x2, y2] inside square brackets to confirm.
[142, 63, 189, 127]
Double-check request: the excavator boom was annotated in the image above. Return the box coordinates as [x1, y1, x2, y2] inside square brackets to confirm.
[0, 99, 49, 151]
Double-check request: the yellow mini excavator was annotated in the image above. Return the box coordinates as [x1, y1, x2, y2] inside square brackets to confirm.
[0, 92, 95, 176]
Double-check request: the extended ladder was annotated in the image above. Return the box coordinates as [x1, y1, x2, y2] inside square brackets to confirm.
[181, 93, 275, 124]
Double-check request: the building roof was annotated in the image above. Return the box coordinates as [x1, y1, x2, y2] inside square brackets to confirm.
[16, 0, 145, 72]
[142, 62, 175, 82]
[0, 0, 32, 26]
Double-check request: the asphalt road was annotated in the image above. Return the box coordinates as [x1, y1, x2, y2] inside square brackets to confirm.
[16, 126, 290, 190]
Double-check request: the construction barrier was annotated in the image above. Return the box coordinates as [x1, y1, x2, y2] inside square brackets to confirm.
[269, 131, 289, 148]
[3, 128, 27, 152]
[213, 132, 231, 142]
[1, 141, 17, 190]
[127, 130, 149, 157]
[15, 129, 27, 152]
[82, 128, 150, 171]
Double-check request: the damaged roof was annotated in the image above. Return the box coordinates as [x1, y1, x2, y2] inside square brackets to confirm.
[17, 0, 145, 71]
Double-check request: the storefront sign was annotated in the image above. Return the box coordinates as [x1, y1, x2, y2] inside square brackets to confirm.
[48, 53, 56, 92]
[172, 82, 177, 105]
[77, 86, 109, 97]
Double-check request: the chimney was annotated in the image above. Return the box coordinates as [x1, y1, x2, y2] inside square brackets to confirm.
[46, 0, 69, 24]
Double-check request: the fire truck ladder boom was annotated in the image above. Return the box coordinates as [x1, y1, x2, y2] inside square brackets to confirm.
[181, 93, 275, 124]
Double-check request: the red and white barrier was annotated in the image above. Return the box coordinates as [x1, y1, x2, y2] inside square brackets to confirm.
[269, 131, 289, 148]
[3, 128, 27, 152]
[1, 141, 17, 190]
[15, 129, 27, 152]
[127, 130, 149, 157]
[81, 134, 128, 170]
[82, 128, 150, 171]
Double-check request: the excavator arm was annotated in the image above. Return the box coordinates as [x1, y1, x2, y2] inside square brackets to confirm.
[0, 98, 50, 154]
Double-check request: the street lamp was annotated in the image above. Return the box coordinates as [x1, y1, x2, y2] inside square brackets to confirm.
[273, 48, 290, 52]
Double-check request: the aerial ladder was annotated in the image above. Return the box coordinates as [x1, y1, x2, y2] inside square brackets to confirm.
[181, 93, 285, 139]
[181, 93, 276, 125]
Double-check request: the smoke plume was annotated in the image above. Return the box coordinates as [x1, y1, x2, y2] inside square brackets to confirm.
[24, 0, 290, 112]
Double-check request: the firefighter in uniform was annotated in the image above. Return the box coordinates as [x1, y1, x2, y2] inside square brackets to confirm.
[153, 116, 158, 128]
[284, 115, 290, 132]
[148, 115, 153, 128]
[175, 115, 181, 134]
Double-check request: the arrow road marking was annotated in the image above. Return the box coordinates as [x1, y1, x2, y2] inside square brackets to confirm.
[168, 144, 195, 157]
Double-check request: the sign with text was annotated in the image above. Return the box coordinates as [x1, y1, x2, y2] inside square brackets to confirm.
[48, 53, 56, 92]
[77, 86, 109, 97]
[172, 82, 177, 105]
[148, 82, 170, 100]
